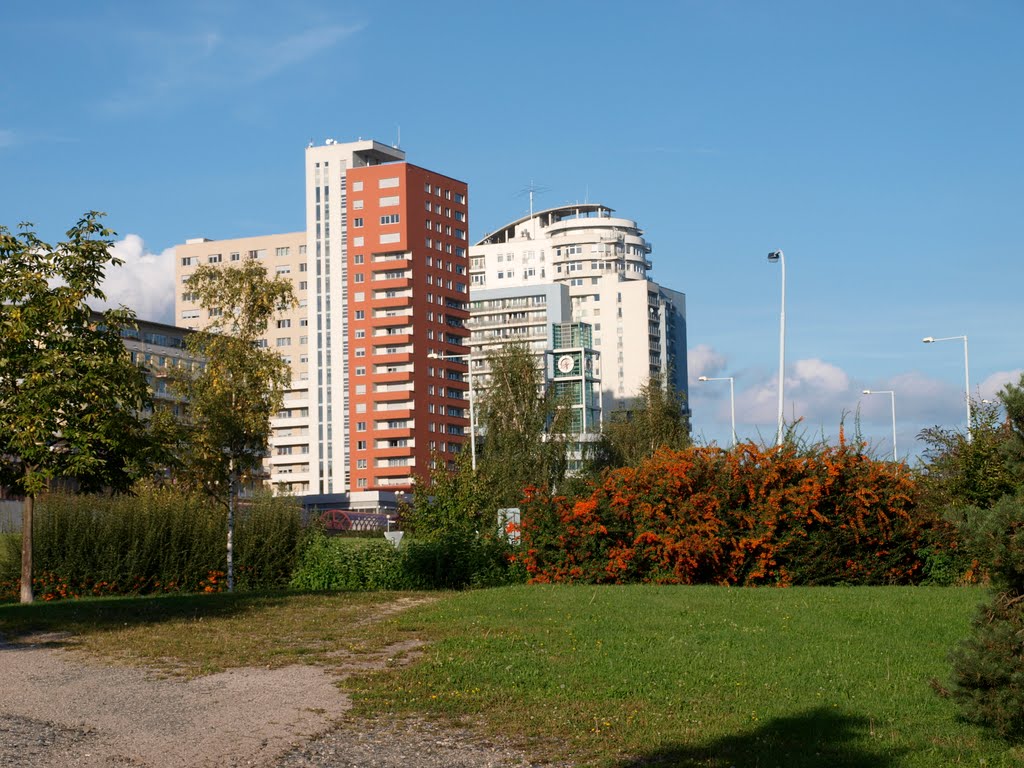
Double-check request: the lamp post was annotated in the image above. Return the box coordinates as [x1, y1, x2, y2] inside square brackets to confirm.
[768, 250, 785, 446]
[698, 375, 736, 447]
[862, 389, 897, 462]
[923, 335, 971, 442]
[428, 351, 476, 470]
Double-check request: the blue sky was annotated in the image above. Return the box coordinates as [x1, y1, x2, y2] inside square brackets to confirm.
[2, 1, 1022, 458]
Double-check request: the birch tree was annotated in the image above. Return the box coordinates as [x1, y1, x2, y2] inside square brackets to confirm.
[174, 261, 294, 591]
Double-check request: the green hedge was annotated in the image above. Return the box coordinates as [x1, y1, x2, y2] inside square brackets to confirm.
[289, 530, 525, 592]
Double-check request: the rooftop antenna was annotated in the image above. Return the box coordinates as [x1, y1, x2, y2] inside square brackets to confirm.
[395, 124, 401, 149]
[515, 181, 549, 239]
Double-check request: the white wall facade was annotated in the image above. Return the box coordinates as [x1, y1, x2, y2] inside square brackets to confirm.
[469, 203, 687, 413]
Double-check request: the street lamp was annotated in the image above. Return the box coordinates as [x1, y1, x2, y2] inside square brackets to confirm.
[428, 351, 477, 470]
[923, 335, 971, 442]
[698, 375, 736, 447]
[862, 389, 897, 462]
[767, 250, 785, 446]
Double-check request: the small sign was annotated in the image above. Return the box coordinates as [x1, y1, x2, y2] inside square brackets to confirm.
[384, 530, 404, 548]
[498, 508, 521, 545]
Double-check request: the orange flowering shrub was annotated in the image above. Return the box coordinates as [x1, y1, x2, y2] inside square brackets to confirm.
[520, 440, 943, 586]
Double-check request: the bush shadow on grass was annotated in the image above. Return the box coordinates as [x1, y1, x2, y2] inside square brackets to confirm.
[615, 707, 903, 768]
[0, 590, 298, 647]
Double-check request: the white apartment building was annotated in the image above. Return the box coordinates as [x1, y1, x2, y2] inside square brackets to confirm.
[468, 203, 687, 415]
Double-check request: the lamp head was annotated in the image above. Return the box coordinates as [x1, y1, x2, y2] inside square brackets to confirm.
[922, 337, 935, 343]
[767, 250, 783, 263]
[698, 376, 709, 382]
[862, 390, 872, 395]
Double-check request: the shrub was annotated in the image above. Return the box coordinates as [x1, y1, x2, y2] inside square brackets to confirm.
[290, 532, 407, 591]
[288, 529, 524, 593]
[949, 592, 1024, 740]
[948, 493, 1024, 738]
[519, 440, 932, 586]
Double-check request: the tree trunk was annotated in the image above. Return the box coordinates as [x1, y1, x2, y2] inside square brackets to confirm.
[20, 494, 33, 604]
[227, 472, 235, 593]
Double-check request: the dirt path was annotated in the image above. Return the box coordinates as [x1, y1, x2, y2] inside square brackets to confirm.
[0, 636, 346, 767]
[0, 620, 566, 767]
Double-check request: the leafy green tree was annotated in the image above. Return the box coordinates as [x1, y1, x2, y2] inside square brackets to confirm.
[173, 261, 294, 591]
[999, 375, 1024, 486]
[403, 449, 523, 589]
[917, 398, 1014, 512]
[0, 213, 151, 603]
[475, 343, 572, 510]
[591, 374, 691, 470]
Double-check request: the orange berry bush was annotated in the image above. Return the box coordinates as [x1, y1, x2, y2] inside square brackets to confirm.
[520, 440, 951, 586]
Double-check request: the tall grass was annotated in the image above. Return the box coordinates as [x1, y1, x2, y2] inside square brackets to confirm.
[0, 488, 301, 599]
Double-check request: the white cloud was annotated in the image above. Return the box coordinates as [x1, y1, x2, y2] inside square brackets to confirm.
[94, 235, 176, 324]
[687, 344, 728, 384]
[790, 358, 850, 395]
[979, 369, 1024, 400]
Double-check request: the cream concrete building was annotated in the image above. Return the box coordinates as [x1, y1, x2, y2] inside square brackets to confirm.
[175, 231, 313, 494]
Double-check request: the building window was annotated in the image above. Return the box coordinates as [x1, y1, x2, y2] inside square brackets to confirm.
[378, 177, 400, 189]
[275, 247, 290, 257]
[380, 214, 401, 225]
[357, 459, 368, 469]
[276, 319, 291, 329]
[276, 266, 291, 274]
[276, 337, 291, 347]
[357, 440, 367, 450]
[355, 310, 365, 319]
[352, 217, 364, 227]
[353, 254, 364, 264]
[352, 199, 364, 210]
[208, 253, 222, 263]
[355, 366, 366, 376]
[357, 422, 366, 431]
[352, 181, 363, 191]
[354, 273, 364, 283]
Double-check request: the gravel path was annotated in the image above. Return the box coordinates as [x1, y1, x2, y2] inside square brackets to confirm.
[0, 632, 569, 768]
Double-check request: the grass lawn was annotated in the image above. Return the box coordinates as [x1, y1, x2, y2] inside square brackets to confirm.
[348, 585, 1021, 767]
[1, 585, 1019, 766]
[0, 590, 430, 676]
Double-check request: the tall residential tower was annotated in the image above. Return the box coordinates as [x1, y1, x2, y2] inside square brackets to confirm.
[176, 139, 470, 499]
